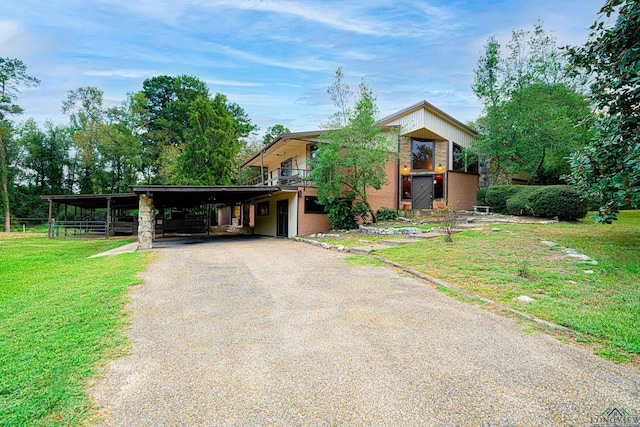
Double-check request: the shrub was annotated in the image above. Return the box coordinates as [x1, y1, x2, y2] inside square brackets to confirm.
[376, 207, 398, 221]
[505, 186, 538, 216]
[326, 199, 358, 230]
[526, 185, 588, 220]
[352, 201, 371, 223]
[485, 185, 525, 213]
[476, 189, 487, 206]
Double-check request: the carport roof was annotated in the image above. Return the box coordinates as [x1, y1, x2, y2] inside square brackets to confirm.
[41, 193, 139, 210]
[130, 185, 279, 208]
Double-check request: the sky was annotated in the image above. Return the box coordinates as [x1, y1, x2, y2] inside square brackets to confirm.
[2, 0, 604, 139]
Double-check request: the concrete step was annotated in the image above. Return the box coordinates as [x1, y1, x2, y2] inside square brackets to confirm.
[405, 234, 428, 240]
[350, 246, 374, 255]
[380, 239, 413, 247]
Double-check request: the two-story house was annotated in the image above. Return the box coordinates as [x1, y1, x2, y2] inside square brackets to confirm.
[233, 100, 479, 238]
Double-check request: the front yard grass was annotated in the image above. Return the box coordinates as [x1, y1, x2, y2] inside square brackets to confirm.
[0, 236, 153, 426]
[374, 210, 640, 362]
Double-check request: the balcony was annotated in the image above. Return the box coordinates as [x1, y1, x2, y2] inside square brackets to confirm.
[246, 168, 311, 187]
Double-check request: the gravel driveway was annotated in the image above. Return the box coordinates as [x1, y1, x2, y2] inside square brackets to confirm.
[92, 235, 640, 426]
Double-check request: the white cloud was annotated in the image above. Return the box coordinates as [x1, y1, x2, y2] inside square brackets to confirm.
[205, 0, 383, 35]
[204, 78, 264, 87]
[206, 42, 333, 72]
[0, 19, 22, 45]
[85, 69, 153, 78]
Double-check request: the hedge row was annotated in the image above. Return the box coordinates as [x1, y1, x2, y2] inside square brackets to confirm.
[481, 185, 588, 220]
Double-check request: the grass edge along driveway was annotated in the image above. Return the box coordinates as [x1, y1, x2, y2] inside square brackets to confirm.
[370, 210, 640, 364]
[0, 236, 153, 427]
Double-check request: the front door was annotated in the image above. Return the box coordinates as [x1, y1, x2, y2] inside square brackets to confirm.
[412, 176, 434, 209]
[276, 199, 288, 237]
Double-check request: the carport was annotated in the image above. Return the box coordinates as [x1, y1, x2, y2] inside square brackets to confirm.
[42, 193, 139, 238]
[131, 185, 277, 250]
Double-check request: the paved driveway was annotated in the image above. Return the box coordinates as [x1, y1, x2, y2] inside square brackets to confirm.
[93, 236, 639, 426]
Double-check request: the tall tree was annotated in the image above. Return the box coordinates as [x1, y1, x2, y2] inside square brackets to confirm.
[138, 75, 211, 182]
[19, 119, 73, 194]
[310, 68, 394, 226]
[471, 22, 591, 187]
[566, 0, 640, 223]
[262, 124, 290, 145]
[0, 58, 39, 231]
[176, 94, 242, 185]
[63, 87, 144, 193]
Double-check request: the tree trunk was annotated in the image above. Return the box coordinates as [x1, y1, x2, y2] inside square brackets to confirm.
[0, 135, 10, 232]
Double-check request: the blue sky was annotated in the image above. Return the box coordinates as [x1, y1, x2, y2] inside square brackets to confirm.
[2, 0, 603, 139]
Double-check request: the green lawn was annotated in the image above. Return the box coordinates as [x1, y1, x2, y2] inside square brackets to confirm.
[372, 211, 640, 362]
[0, 236, 153, 426]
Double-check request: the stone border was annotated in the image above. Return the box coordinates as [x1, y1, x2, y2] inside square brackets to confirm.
[294, 237, 350, 252]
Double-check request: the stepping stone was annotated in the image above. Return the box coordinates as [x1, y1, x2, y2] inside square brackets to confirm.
[405, 234, 428, 240]
[380, 239, 412, 246]
[349, 246, 373, 255]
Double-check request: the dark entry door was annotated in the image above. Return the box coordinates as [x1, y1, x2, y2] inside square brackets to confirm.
[276, 199, 288, 237]
[412, 176, 434, 209]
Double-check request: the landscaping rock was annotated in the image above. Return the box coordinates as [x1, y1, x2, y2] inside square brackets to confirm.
[517, 295, 536, 304]
[541, 240, 598, 265]
[358, 225, 421, 235]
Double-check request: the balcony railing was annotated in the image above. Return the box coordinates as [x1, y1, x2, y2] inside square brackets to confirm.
[246, 168, 312, 187]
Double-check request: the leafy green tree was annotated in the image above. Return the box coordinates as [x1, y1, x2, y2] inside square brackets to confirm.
[18, 119, 73, 194]
[474, 83, 592, 184]
[472, 22, 591, 187]
[63, 87, 144, 193]
[565, 0, 640, 223]
[139, 75, 211, 182]
[0, 57, 39, 231]
[310, 68, 394, 226]
[176, 94, 242, 185]
[262, 124, 290, 145]
[137, 75, 257, 183]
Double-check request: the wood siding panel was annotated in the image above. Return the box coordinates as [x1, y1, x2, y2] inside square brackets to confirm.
[447, 172, 479, 210]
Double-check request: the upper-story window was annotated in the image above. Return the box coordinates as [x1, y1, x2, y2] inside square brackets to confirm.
[452, 142, 479, 174]
[309, 145, 318, 171]
[411, 139, 434, 171]
[281, 158, 293, 177]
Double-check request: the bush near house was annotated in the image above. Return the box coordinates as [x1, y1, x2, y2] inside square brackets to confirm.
[505, 186, 538, 216]
[486, 185, 588, 220]
[476, 189, 488, 206]
[527, 185, 588, 220]
[485, 185, 523, 213]
[376, 207, 398, 222]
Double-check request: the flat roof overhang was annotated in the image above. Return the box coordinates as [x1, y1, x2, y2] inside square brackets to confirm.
[41, 193, 140, 210]
[130, 185, 279, 208]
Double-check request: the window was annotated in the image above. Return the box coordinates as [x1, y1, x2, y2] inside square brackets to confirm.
[452, 143, 464, 171]
[309, 145, 318, 171]
[452, 142, 479, 174]
[281, 158, 292, 177]
[411, 139, 434, 171]
[401, 176, 412, 200]
[304, 196, 325, 214]
[257, 201, 269, 216]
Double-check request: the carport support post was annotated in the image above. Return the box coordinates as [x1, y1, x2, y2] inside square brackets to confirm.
[106, 197, 111, 238]
[137, 194, 155, 250]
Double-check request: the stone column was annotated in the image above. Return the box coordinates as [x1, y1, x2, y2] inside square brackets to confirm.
[138, 194, 155, 250]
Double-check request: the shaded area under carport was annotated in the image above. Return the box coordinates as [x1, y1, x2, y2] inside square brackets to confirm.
[131, 185, 277, 250]
[42, 185, 278, 248]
